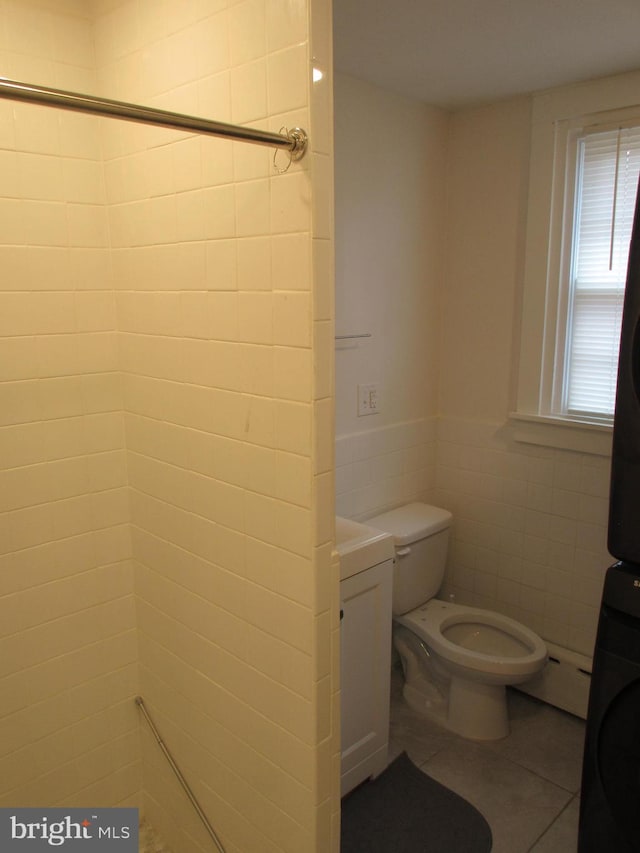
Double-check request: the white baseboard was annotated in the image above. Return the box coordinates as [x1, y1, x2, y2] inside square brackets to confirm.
[514, 641, 592, 720]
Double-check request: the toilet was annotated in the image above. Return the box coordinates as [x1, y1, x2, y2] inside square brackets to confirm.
[367, 502, 548, 740]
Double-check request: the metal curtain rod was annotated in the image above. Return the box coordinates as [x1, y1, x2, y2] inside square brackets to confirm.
[135, 696, 226, 853]
[0, 77, 308, 160]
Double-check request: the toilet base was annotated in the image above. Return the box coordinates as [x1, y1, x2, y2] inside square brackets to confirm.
[403, 674, 509, 740]
[449, 677, 509, 740]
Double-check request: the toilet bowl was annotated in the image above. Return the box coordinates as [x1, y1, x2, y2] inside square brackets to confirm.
[367, 502, 548, 740]
[397, 599, 547, 739]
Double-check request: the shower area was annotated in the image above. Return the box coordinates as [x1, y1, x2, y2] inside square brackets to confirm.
[0, 1, 338, 851]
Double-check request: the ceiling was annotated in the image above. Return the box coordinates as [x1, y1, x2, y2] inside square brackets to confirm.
[333, 0, 640, 109]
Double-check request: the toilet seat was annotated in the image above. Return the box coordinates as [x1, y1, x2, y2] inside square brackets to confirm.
[398, 599, 547, 683]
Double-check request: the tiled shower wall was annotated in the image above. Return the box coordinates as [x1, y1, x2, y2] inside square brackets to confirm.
[94, 1, 336, 852]
[0, 0, 139, 809]
[0, 1, 337, 851]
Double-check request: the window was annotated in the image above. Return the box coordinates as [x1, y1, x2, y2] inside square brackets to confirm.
[515, 72, 640, 452]
[559, 125, 640, 422]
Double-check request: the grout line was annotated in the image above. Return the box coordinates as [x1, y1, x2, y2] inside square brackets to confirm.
[526, 791, 580, 852]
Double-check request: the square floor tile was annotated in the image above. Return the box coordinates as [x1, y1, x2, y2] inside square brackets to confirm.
[481, 689, 586, 792]
[387, 668, 584, 853]
[530, 795, 580, 852]
[419, 741, 572, 853]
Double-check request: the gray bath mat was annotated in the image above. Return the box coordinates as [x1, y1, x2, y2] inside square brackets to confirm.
[341, 751, 492, 852]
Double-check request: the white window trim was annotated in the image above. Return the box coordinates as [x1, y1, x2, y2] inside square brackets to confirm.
[513, 69, 640, 453]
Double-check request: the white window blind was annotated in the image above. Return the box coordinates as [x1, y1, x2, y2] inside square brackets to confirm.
[563, 126, 640, 419]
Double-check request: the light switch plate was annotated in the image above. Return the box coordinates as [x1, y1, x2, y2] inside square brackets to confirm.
[358, 383, 379, 416]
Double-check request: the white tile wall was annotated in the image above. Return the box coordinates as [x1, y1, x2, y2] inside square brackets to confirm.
[335, 418, 437, 521]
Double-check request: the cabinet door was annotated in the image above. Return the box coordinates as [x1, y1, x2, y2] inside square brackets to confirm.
[340, 559, 393, 795]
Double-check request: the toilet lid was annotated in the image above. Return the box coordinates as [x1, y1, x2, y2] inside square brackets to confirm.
[367, 502, 452, 546]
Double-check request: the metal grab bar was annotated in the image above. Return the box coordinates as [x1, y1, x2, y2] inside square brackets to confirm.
[135, 696, 226, 853]
[0, 77, 308, 160]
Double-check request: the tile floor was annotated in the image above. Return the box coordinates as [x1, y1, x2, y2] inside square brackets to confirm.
[387, 666, 586, 853]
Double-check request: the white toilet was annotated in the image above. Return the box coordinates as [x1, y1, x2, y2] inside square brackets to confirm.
[367, 502, 548, 740]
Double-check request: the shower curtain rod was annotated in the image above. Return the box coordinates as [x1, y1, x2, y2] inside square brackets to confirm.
[0, 77, 308, 160]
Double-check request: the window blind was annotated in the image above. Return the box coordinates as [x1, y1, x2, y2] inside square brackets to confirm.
[564, 126, 640, 418]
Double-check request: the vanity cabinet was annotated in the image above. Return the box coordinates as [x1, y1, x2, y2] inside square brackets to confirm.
[340, 556, 394, 796]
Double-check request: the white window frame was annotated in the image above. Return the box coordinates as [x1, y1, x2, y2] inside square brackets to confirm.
[555, 118, 640, 421]
[513, 70, 640, 455]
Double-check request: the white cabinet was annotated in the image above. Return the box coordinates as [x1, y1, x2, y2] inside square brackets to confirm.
[340, 557, 394, 796]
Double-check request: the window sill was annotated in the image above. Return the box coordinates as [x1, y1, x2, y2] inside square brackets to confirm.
[508, 412, 613, 456]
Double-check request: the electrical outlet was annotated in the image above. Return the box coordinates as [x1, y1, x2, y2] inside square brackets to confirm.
[358, 383, 379, 416]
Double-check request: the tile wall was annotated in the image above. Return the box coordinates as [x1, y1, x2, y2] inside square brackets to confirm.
[93, 1, 336, 851]
[333, 75, 446, 537]
[309, 2, 339, 848]
[335, 418, 437, 520]
[435, 416, 611, 659]
[0, 1, 337, 851]
[0, 0, 140, 810]
[437, 97, 610, 661]
[335, 413, 610, 660]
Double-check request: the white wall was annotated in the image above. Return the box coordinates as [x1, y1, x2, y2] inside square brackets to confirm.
[334, 73, 448, 519]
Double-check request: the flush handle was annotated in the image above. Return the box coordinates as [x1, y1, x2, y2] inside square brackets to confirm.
[396, 546, 411, 557]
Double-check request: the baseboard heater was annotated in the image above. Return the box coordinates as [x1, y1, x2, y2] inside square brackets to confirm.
[514, 641, 592, 720]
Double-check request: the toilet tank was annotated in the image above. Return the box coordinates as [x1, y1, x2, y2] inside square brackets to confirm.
[367, 503, 453, 616]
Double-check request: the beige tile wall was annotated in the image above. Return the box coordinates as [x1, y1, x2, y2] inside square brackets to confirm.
[335, 413, 608, 662]
[0, 1, 337, 850]
[334, 413, 609, 659]
[93, 1, 337, 851]
[439, 98, 609, 660]
[309, 1, 338, 847]
[435, 416, 610, 659]
[0, 0, 140, 811]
